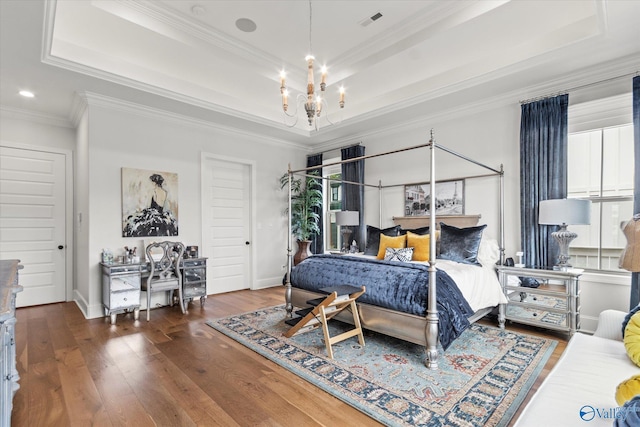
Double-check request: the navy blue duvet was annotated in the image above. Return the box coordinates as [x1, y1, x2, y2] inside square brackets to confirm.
[290, 254, 474, 350]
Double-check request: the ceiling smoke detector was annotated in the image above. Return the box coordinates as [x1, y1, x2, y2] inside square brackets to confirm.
[190, 5, 206, 16]
[359, 11, 383, 27]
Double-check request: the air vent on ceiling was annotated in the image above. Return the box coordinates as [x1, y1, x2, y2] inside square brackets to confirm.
[359, 11, 383, 27]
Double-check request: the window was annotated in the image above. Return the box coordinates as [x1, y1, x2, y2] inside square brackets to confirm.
[323, 162, 342, 251]
[568, 124, 634, 271]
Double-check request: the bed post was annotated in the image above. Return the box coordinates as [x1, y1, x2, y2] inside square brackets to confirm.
[378, 180, 383, 228]
[426, 130, 439, 370]
[498, 164, 506, 329]
[285, 165, 293, 318]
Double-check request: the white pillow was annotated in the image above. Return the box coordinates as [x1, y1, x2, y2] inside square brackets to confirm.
[384, 247, 414, 262]
[477, 237, 500, 267]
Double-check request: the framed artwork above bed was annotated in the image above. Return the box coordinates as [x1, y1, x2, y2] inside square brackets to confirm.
[404, 179, 465, 216]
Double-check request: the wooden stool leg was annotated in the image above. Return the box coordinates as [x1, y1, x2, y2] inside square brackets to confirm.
[319, 306, 334, 359]
[350, 300, 365, 347]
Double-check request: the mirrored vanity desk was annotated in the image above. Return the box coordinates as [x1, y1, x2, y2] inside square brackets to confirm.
[101, 257, 208, 324]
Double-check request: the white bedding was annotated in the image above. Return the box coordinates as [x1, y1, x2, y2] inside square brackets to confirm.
[435, 259, 507, 312]
[344, 252, 507, 313]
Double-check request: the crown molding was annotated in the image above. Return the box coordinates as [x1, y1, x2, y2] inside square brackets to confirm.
[69, 92, 89, 128]
[0, 105, 73, 128]
[312, 55, 640, 151]
[79, 92, 309, 151]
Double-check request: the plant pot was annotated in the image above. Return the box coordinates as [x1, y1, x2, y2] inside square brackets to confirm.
[293, 240, 313, 266]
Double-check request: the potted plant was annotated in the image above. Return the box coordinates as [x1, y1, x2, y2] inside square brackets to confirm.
[280, 171, 323, 265]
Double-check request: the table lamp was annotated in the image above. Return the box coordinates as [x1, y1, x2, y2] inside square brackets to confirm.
[335, 210, 359, 252]
[538, 198, 591, 269]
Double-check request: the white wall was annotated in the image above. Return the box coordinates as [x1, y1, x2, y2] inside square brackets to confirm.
[80, 100, 305, 318]
[0, 112, 75, 150]
[357, 103, 521, 255]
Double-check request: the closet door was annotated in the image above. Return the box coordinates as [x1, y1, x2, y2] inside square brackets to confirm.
[0, 146, 68, 306]
[201, 155, 254, 293]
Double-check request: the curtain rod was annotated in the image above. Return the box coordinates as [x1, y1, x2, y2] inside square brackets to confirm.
[519, 71, 638, 105]
[292, 140, 502, 176]
[308, 142, 362, 157]
[290, 142, 432, 175]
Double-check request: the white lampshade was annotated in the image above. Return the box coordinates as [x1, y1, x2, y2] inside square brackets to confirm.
[538, 199, 591, 225]
[335, 210, 359, 226]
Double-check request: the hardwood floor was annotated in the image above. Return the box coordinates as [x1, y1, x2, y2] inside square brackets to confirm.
[11, 287, 567, 426]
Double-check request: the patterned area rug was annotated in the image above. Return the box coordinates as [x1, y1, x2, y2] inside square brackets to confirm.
[206, 305, 556, 427]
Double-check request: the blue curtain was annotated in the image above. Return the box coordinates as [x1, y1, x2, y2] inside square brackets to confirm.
[341, 145, 366, 251]
[520, 94, 569, 267]
[307, 154, 323, 254]
[631, 76, 640, 308]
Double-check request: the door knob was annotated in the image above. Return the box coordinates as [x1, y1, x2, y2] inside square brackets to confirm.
[58, 245, 64, 250]
[245, 241, 250, 245]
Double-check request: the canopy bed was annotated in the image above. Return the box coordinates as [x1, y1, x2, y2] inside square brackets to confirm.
[283, 131, 506, 370]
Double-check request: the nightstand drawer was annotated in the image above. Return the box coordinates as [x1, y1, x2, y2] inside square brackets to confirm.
[506, 303, 569, 329]
[506, 290, 569, 311]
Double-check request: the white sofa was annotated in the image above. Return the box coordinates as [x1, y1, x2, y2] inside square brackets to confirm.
[515, 310, 639, 427]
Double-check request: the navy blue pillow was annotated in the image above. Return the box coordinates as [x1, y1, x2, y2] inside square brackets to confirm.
[364, 225, 400, 256]
[622, 304, 640, 338]
[398, 226, 430, 236]
[438, 222, 486, 266]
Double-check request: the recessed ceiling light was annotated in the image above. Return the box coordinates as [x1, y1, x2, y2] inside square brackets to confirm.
[19, 90, 35, 98]
[236, 18, 257, 33]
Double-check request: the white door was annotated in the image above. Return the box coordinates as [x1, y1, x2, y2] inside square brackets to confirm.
[202, 156, 253, 294]
[0, 147, 67, 306]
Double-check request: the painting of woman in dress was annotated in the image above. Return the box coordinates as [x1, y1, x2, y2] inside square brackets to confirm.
[122, 168, 179, 237]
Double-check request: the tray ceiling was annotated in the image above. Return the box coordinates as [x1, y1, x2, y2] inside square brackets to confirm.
[1, 0, 639, 145]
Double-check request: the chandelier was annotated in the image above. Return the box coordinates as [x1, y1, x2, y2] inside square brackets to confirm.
[279, 0, 345, 129]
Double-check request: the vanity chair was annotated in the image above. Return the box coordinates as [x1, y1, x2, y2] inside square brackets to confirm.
[143, 241, 185, 321]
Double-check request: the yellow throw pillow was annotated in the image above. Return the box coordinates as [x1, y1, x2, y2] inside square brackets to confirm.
[624, 312, 640, 367]
[407, 231, 431, 261]
[377, 234, 406, 259]
[616, 374, 640, 406]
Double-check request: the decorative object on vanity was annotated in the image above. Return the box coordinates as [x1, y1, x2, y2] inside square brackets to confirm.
[207, 305, 556, 427]
[122, 245, 138, 263]
[619, 214, 640, 272]
[278, 0, 345, 130]
[538, 198, 591, 269]
[185, 245, 199, 259]
[335, 210, 359, 252]
[142, 241, 185, 321]
[122, 167, 179, 237]
[280, 170, 322, 265]
[404, 178, 464, 216]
